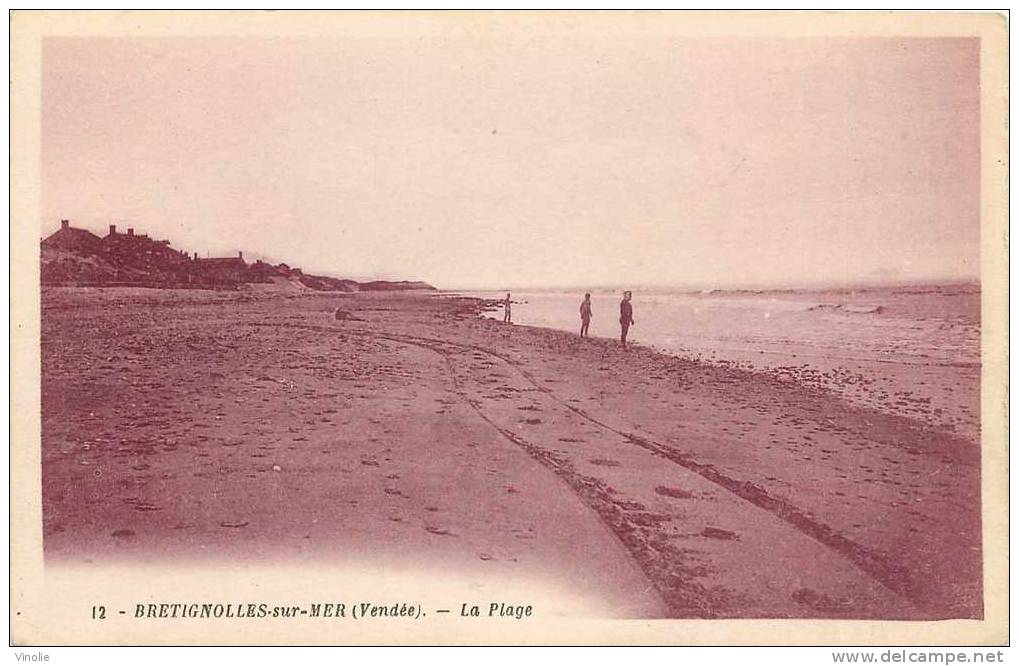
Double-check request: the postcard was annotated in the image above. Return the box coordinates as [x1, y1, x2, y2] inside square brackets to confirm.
[9, 10, 1008, 646]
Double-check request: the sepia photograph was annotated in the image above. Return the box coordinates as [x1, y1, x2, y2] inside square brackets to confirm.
[9, 10, 1009, 647]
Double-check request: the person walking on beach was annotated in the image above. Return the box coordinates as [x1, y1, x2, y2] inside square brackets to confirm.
[502, 293, 512, 323]
[619, 291, 635, 347]
[579, 293, 593, 337]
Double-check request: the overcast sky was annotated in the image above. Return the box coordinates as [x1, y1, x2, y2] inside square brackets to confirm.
[41, 32, 979, 289]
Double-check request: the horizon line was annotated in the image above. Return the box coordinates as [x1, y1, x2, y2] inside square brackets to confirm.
[436, 277, 981, 293]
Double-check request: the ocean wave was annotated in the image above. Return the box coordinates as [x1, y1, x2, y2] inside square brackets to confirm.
[807, 303, 885, 314]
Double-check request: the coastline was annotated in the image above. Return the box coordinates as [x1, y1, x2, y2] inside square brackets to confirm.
[41, 287, 981, 619]
[466, 287, 980, 441]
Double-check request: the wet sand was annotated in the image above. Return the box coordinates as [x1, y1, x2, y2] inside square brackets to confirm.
[41, 288, 982, 619]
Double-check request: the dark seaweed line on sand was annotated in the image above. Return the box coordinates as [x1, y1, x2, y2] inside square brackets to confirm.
[247, 321, 930, 615]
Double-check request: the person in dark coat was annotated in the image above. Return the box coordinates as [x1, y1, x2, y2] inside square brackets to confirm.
[619, 291, 634, 347]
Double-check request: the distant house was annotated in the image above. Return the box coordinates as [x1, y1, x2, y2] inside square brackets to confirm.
[41, 220, 103, 255]
[191, 251, 249, 283]
[41, 218, 431, 291]
[273, 262, 303, 277]
[103, 224, 189, 267]
[247, 259, 273, 282]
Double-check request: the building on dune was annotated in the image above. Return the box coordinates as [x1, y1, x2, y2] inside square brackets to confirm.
[41, 218, 434, 291]
[103, 224, 191, 269]
[41, 219, 104, 255]
[42, 219, 243, 286]
[42, 220, 191, 268]
[190, 252, 249, 284]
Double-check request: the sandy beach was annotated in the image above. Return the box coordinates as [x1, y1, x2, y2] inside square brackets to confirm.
[41, 287, 982, 620]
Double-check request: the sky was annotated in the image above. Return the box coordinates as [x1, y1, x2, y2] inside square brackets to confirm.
[41, 32, 980, 290]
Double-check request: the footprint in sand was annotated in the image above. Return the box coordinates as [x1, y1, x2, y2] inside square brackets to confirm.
[792, 588, 852, 613]
[629, 512, 672, 527]
[655, 486, 694, 499]
[701, 526, 739, 540]
[424, 525, 456, 537]
[589, 458, 621, 467]
[612, 498, 644, 511]
[111, 528, 135, 538]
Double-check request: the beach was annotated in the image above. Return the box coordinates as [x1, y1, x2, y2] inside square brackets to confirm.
[471, 285, 980, 441]
[41, 287, 982, 620]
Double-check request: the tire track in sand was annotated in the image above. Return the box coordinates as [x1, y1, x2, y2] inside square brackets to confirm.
[249, 321, 925, 617]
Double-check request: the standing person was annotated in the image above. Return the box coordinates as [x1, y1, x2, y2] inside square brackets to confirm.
[503, 293, 512, 323]
[579, 293, 593, 337]
[619, 290, 635, 347]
